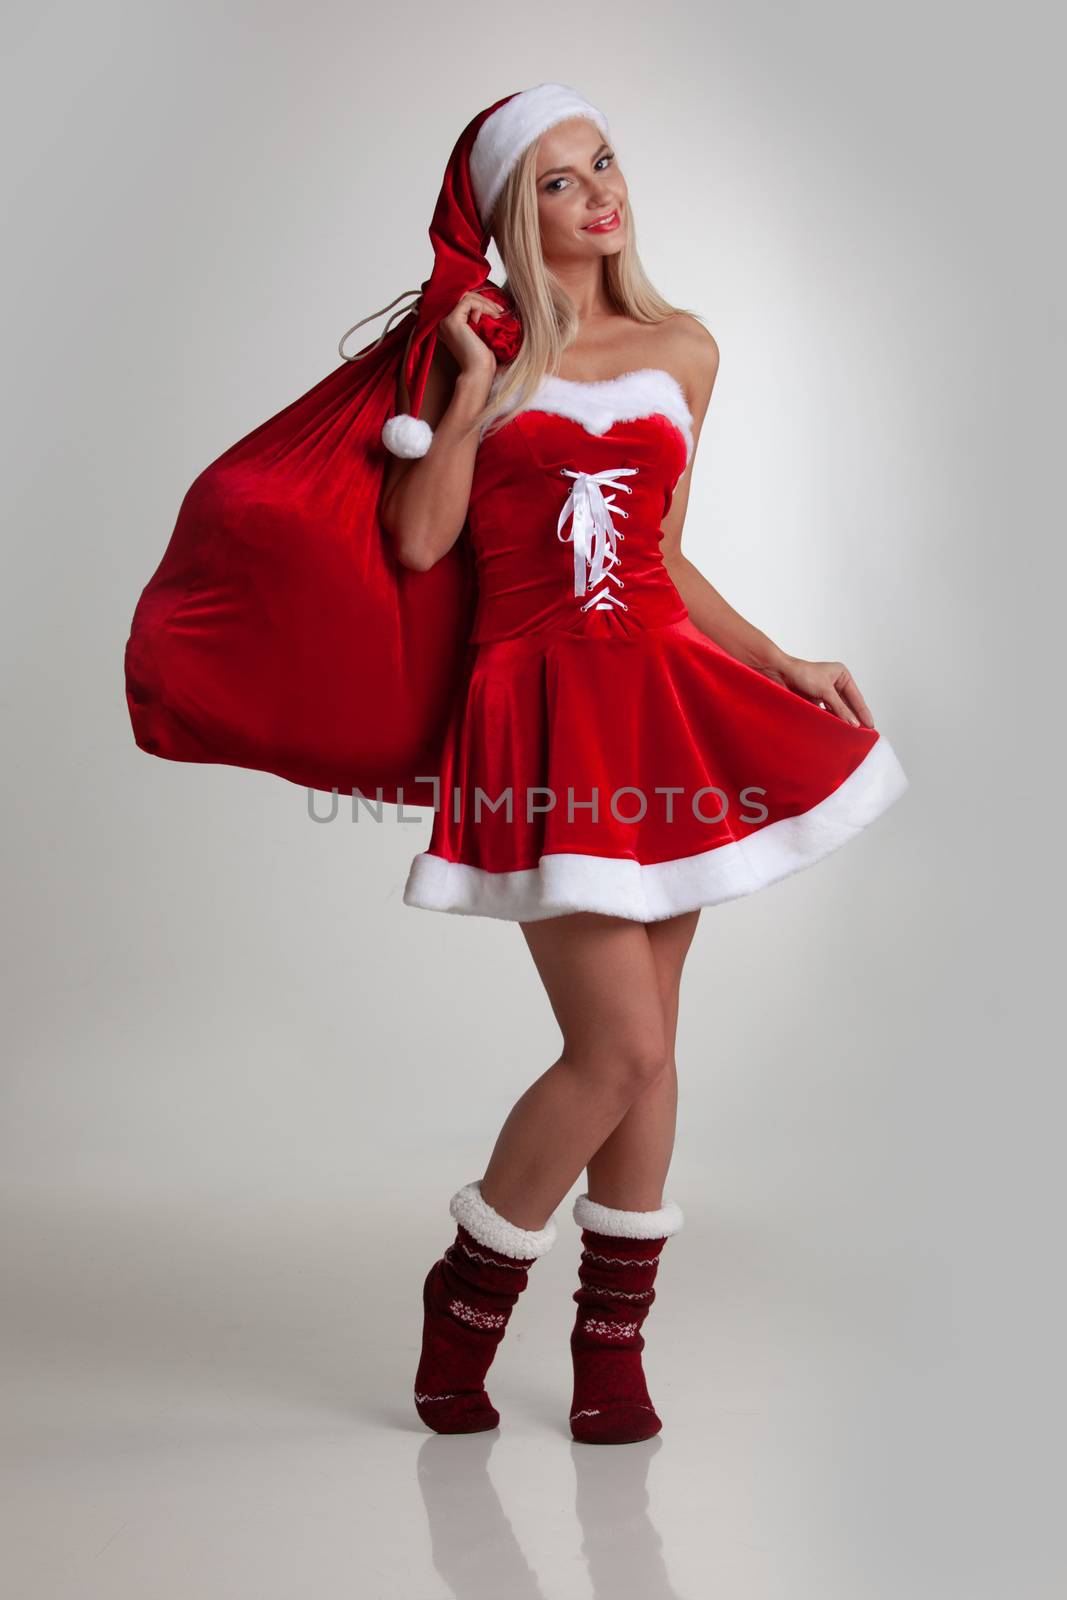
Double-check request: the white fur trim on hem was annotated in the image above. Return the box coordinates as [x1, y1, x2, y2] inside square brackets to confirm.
[450, 1180, 559, 1259]
[573, 1192, 685, 1239]
[402, 733, 909, 923]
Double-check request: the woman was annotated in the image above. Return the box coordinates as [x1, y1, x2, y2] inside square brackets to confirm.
[379, 86, 908, 1445]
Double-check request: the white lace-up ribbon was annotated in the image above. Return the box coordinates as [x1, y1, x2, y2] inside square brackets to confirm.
[556, 466, 638, 609]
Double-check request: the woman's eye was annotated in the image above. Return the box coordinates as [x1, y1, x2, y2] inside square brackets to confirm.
[543, 153, 614, 194]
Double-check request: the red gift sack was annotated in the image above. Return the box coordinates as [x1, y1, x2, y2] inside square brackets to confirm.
[123, 312, 478, 806]
[124, 84, 527, 806]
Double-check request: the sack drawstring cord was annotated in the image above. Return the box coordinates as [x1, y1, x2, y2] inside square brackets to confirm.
[337, 290, 422, 362]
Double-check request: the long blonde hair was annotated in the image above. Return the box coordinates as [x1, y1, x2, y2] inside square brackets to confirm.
[469, 138, 704, 441]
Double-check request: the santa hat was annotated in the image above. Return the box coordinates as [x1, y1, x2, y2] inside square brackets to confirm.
[361, 83, 611, 460]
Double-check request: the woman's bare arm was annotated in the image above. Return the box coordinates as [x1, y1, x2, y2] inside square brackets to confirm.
[662, 320, 870, 725]
[660, 320, 795, 684]
[380, 291, 503, 571]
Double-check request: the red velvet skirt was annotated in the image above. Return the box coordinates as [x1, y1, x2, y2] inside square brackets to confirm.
[402, 614, 908, 923]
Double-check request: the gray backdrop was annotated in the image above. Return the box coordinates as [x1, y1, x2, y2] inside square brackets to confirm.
[3, 2, 1061, 1596]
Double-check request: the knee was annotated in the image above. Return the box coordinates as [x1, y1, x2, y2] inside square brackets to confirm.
[570, 1030, 671, 1105]
[614, 1038, 672, 1103]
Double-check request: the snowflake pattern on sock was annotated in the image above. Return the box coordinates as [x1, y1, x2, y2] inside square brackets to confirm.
[569, 1226, 673, 1445]
[413, 1223, 538, 1434]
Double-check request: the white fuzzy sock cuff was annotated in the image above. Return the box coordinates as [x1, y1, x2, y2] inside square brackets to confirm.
[572, 1192, 685, 1239]
[450, 1180, 559, 1259]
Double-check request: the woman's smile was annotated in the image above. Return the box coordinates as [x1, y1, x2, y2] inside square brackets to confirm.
[583, 207, 622, 233]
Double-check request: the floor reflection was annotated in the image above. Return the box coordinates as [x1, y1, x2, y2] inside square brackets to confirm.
[415, 1430, 690, 1599]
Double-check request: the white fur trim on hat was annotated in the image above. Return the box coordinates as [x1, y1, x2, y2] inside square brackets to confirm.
[572, 1192, 685, 1239]
[470, 82, 611, 226]
[382, 413, 433, 458]
[450, 1180, 559, 1259]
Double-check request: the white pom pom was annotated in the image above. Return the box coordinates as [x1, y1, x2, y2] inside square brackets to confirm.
[382, 413, 433, 459]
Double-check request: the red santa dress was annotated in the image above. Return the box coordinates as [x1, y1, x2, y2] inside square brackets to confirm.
[402, 365, 909, 922]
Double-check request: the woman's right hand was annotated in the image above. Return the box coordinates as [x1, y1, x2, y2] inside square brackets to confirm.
[436, 290, 505, 381]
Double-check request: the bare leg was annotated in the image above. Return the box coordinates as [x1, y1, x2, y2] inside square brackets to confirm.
[478, 911, 670, 1230]
[584, 909, 700, 1209]
[561, 910, 699, 1445]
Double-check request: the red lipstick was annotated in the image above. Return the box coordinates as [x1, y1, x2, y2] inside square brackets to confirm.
[583, 209, 621, 233]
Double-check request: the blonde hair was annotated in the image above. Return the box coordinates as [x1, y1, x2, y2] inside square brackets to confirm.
[468, 138, 704, 441]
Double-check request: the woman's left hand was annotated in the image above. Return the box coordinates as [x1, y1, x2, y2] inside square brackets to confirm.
[771, 655, 875, 728]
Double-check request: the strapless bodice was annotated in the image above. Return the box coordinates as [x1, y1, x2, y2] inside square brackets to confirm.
[465, 368, 694, 642]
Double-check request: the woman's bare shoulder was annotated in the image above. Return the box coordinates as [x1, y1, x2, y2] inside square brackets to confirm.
[647, 312, 719, 425]
[664, 311, 719, 378]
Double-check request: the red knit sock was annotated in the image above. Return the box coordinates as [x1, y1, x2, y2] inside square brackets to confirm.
[414, 1180, 558, 1434]
[568, 1192, 685, 1445]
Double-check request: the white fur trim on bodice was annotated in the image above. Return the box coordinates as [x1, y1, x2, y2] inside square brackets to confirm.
[486, 367, 694, 463]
